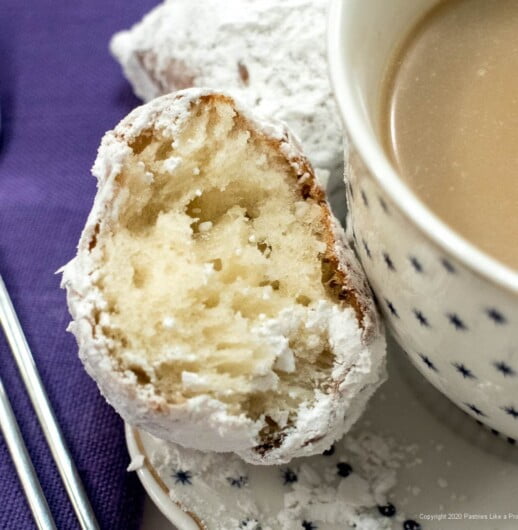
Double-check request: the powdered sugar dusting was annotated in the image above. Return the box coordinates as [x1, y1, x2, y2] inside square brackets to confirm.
[126, 453, 145, 472]
[147, 430, 410, 529]
[110, 0, 341, 182]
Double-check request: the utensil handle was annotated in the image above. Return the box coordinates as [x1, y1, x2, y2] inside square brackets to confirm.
[0, 275, 99, 530]
[0, 377, 57, 530]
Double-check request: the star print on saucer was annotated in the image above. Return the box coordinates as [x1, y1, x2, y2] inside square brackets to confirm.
[378, 503, 396, 517]
[281, 469, 298, 485]
[336, 462, 353, 478]
[227, 476, 248, 488]
[322, 445, 335, 456]
[403, 519, 422, 530]
[173, 470, 192, 485]
[239, 518, 262, 529]
[145, 427, 411, 529]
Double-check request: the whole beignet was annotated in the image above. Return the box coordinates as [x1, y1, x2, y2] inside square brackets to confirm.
[110, 0, 342, 180]
[62, 89, 386, 464]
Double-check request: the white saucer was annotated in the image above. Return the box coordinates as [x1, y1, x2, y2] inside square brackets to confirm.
[126, 336, 518, 530]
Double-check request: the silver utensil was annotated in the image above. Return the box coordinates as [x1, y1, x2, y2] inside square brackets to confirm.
[0, 377, 56, 530]
[0, 274, 99, 530]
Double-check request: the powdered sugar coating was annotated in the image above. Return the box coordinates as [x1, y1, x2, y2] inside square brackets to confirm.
[110, 0, 341, 180]
[148, 430, 401, 529]
[61, 89, 386, 464]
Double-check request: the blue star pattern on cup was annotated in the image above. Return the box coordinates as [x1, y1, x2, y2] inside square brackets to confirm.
[494, 361, 516, 377]
[385, 299, 399, 318]
[440, 258, 456, 274]
[413, 309, 430, 327]
[362, 239, 372, 259]
[486, 308, 507, 325]
[503, 406, 518, 419]
[409, 256, 423, 273]
[419, 354, 438, 372]
[361, 189, 369, 207]
[379, 196, 390, 214]
[453, 363, 476, 379]
[447, 313, 467, 331]
[345, 158, 518, 440]
[383, 252, 396, 271]
[464, 403, 485, 417]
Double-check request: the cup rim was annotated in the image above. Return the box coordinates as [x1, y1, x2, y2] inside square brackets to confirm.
[327, 0, 518, 294]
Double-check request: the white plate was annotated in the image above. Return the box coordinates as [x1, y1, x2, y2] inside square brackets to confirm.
[126, 336, 518, 530]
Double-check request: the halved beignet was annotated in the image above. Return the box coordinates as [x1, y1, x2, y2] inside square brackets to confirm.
[62, 89, 385, 464]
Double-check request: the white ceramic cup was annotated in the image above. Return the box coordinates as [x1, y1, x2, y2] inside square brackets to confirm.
[328, 0, 518, 439]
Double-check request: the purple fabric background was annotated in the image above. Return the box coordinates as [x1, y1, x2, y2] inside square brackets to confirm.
[0, 2, 160, 528]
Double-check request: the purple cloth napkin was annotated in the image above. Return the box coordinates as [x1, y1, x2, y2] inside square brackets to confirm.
[0, 2, 161, 528]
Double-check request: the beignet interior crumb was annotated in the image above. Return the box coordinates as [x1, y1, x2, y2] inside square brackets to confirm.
[95, 98, 342, 434]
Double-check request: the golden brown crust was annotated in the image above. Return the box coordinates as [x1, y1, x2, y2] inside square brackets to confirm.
[190, 95, 368, 327]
